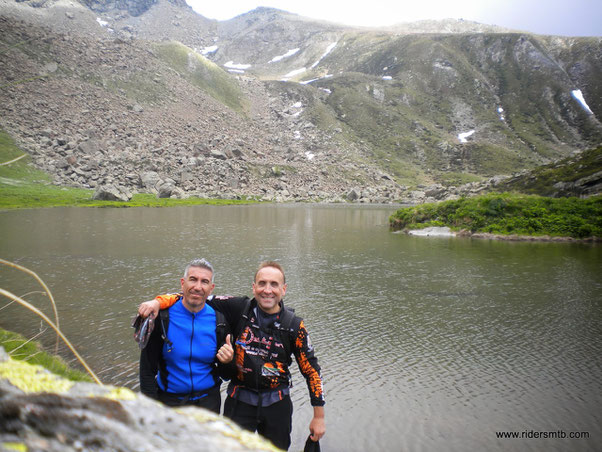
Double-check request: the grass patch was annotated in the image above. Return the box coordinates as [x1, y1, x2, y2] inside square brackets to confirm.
[435, 171, 484, 186]
[154, 41, 248, 113]
[390, 192, 602, 238]
[0, 328, 92, 382]
[0, 132, 51, 184]
[494, 146, 602, 196]
[80, 71, 168, 105]
[0, 186, 258, 210]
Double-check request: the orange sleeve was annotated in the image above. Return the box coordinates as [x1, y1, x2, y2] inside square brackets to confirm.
[294, 320, 325, 406]
[155, 293, 180, 310]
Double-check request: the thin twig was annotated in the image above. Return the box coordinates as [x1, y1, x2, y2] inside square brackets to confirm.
[0, 290, 47, 312]
[0, 287, 103, 385]
[0, 259, 61, 353]
[7, 329, 46, 355]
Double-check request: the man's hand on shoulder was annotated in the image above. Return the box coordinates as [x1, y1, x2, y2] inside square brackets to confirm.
[138, 299, 160, 318]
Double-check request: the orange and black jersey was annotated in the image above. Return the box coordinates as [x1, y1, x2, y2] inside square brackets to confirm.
[155, 294, 325, 407]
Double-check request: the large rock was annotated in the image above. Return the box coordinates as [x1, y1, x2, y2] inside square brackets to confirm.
[0, 351, 279, 452]
[424, 184, 448, 200]
[139, 171, 162, 191]
[210, 150, 228, 160]
[345, 188, 359, 202]
[92, 184, 132, 202]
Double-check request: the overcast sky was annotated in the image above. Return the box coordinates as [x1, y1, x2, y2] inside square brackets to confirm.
[185, 0, 601, 37]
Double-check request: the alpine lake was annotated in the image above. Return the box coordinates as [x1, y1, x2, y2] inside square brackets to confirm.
[1, 203, 601, 452]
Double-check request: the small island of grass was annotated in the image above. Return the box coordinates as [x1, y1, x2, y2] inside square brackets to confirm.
[390, 193, 602, 240]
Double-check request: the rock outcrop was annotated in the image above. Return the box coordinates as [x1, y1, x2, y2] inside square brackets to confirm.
[0, 348, 279, 451]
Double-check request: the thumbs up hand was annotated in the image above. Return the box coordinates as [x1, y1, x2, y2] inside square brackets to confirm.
[217, 334, 234, 363]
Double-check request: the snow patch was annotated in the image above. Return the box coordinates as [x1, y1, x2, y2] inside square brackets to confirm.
[300, 74, 333, 85]
[270, 48, 300, 63]
[224, 61, 251, 71]
[433, 62, 453, 71]
[201, 45, 218, 55]
[282, 67, 307, 80]
[382, 76, 392, 80]
[288, 102, 303, 117]
[497, 106, 505, 121]
[305, 151, 315, 160]
[96, 17, 108, 27]
[571, 89, 594, 115]
[311, 42, 337, 69]
[458, 130, 475, 143]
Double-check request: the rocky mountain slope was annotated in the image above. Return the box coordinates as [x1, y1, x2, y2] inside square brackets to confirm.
[1, 0, 601, 203]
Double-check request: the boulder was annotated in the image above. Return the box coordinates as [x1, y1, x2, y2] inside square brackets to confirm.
[425, 184, 448, 200]
[346, 188, 359, 201]
[0, 351, 277, 452]
[139, 171, 161, 191]
[210, 150, 228, 160]
[170, 186, 187, 199]
[92, 184, 132, 202]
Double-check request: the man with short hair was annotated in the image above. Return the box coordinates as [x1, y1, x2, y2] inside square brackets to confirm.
[138, 261, 325, 451]
[138, 258, 234, 413]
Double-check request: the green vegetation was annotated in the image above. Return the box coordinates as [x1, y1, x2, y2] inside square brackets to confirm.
[154, 41, 248, 113]
[390, 193, 602, 238]
[494, 146, 602, 196]
[0, 328, 92, 382]
[435, 171, 483, 186]
[81, 71, 168, 105]
[0, 129, 256, 209]
[302, 31, 602, 185]
[462, 142, 527, 176]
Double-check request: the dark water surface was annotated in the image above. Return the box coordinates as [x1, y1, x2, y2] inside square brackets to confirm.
[1, 204, 601, 451]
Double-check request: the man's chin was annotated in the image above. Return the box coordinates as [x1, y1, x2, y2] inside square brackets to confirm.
[258, 298, 277, 309]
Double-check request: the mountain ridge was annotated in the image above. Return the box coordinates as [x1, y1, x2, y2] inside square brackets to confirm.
[0, 0, 600, 203]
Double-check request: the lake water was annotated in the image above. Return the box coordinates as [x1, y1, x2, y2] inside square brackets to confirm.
[1, 204, 601, 452]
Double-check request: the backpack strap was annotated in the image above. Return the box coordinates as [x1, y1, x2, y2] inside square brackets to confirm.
[215, 309, 228, 346]
[159, 308, 173, 352]
[233, 297, 253, 341]
[275, 306, 302, 359]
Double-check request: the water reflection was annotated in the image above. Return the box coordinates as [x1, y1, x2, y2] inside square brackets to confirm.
[1, 204, 601, 452]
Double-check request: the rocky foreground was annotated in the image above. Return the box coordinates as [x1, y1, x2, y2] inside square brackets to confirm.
[0, 347, 279, 452]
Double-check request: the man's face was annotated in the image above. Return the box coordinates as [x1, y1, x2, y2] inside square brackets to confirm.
[253, 266, 287, 314]
[180, 266, 215, 312]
